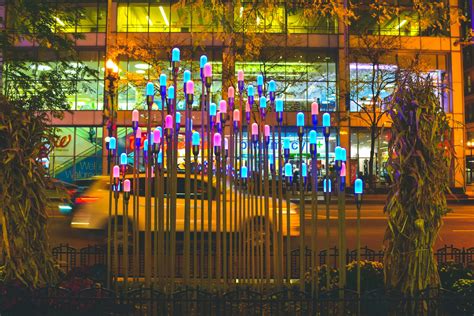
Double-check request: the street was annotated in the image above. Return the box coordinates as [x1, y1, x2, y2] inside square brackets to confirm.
[48, 201, 474, 251]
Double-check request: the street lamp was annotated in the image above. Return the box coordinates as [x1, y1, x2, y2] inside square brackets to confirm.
[467, 140, 474, 184]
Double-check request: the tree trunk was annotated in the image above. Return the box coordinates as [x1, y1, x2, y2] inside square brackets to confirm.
[368, 124, 377, 191]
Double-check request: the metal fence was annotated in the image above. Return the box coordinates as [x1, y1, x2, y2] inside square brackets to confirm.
[52, 243, 474, 277]
[1, 286, 471, 315]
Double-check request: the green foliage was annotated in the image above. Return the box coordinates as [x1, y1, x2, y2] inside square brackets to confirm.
[346, 260, 385, 292]
[451, 279, 474, 314]
[383, 69, 453, 296]
[438, 262, 474, 290]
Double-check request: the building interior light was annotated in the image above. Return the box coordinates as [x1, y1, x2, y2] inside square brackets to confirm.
[54, 16, 65, 26]
[136, 69, 146, 74]
[146, 15, 153, 26]
[240, 7, 244, 18]
[396, 19, 408, 29]
[135, 63, 150, 70]
[159, 6, 169, 26]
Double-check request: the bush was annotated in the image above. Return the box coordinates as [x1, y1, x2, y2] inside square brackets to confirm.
[346, 260, 384, 292]
[304, 264, 339, 292]
[451, 279, 474, 314]
[438, 262, 473, 290]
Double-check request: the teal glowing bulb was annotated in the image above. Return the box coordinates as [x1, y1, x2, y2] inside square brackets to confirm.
[172, 47, 180, 62]
[109, 137, 116, 150]
[268, 80, 276, 92]
[143, 139, 148, 151]
[296, 112, 305, 127]
[168, 86, 175, 99]
[210, 103, 217, 116]
[302, 163, 307, 178]
[355, 179, 363, 194]
[283, 138, 290, 150]
[200, 55, 207, 68]
[309, 130, 317, 144]
[323, 113, 330, 127]
[335, 146, 343, 161]
[176, 112, 181, 123]
[157, 151, 163, 164]
[146, 82, 154, 96]
[275, 99, 283, 112]
[284, 163, 293, 177]
[247, 85, 254, 97]
[192, 131, 200, 146]
[257, 75, 263, 86]
[183, 70, 191, 83]
[120, 153, 127, 165]
[260, 96, 267, 109]
[241, 166, 248, 178]
[160, 74, 167, 86]
[324, 179, 332, 193]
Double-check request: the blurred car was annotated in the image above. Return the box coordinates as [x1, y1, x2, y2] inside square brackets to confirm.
[45, 178, 77, 217]
[71, 174, 300, 239]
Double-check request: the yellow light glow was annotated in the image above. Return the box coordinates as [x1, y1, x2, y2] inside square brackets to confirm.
[159, 6, 169, 26]
[106, 59, 116, 69]
[54, 16, 65, 26]
[146, 15, 153, 26]
[396, 19, 408, 29]
[239, 7, 243, 18]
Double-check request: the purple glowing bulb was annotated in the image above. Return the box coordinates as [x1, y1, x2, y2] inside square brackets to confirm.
[214, 133, 222, 147]
[341, 162, 346, 177]
[264, 125, 270, 137]
[219, 100, 227, 113]
[123, 179, 131, 192]
[113, 165, 120, 178]
[251, 123, 258, 136]
[165, 115, 173, 129]
[154, 128, 161, 144]
[186, 80, 194, 94]
[203, 63, 212, 78]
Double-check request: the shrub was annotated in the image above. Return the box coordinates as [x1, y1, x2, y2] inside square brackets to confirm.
[346, 260, 384, 292]
[438, 262, 473, 290]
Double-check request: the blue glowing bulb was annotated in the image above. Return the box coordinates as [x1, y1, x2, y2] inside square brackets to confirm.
[257, 75, 263, 86]
[355, 179, 363, 194]
[283, 138, 290, 150]
[200, 55, 208, 68]
[335, 146, 343, 161]
[160, 74, 167, 86]
[146, 82, 154, 96]
[296, 112, 305, 127]
[302, 163, 307, 178]
[109, 137, 116, 150]
[120, 153, 127, 165]
[268, 80, 276, 92]
[247, 85, 254, 97]
[192, 131, 200, 146]
[176, 112, 181, 123]
[269, 153, 274, 164]
[183, 70, 191, 83]
[210, 103, 217, 116]
[143, 139, 148, 151]
[275, 99, 283, 112]
[168, 86, 175, 99]
[172, 47, 180, 62]
[157, 151, 163, 164]
[241, 166, 248, 178]
[260, 96, 267, 109]
[322, 113, 331, 127]
[284, 163, 293, 177]
[324, 179, 332, 193]
[309, 130, 317, 145]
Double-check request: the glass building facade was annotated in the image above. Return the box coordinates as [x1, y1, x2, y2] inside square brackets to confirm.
[1, 0, 467, 189]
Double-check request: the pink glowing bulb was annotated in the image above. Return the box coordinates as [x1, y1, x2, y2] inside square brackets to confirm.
[214, 133, 222, 146]
[203, 63, 212, 77]
[228, 86, 235, 98]
[136, 128, 142, 139]
[251, 123, 258, 136]
[186, 80, 194, 94]
[224, 138, 229, 150]
[264, 125, 270, 137]
[233, 109, 240, 122]
[216, 112, 221, 124]
[165, 115, 173, 129]
[153, 128, 161, 144]
[113, 165, 120, 178]
[123, 179, 131, 192]
[132, 109, 139, 122]
[219, 100, 227, 113]
[341, 162, 346, 177]
[311, 102, 319, 115]
[246, 102, 250, 112]
[238, 70, 244, 81]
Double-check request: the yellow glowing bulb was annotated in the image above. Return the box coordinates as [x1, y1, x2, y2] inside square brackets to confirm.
[106, 59, 116, 70]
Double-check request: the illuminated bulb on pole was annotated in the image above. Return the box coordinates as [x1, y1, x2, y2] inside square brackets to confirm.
[233, 109, 240, 131]
[311, 102, 319, 127]
[268, 80, 276, 102]
[120, 153, 127, 166]
[200, 55, 208, 81]
[175, 112, 181, 132]
[264, 124, 270, 145]
[219, 100, 227, 123]
[214, 133, 222, 156]
[224, 137, 229, 158]
[203, 63, 212, 88]
[186, 80, 194, 106]
[283, 138, 290, 162]
[237, 70, 245, 92]
[241, 165, 248, 179]
[247, 85, 255, 106]
[322, 113, 331, 138]
[135, 129, 141, 149]
[354, 178, 363, 206]
[296, 112, 305, 137]
[146, 81, 155, 97]
[153, 128, 161, 153]
[132, 109, 139, 131]
[192, 131, 200, 157]
[285, 162, 293, 183]
[183, 70, 191, 95]
[260, 96, 267, 119]
[168, 85, 175, 100]
[340, 162, 346, 191]
[324, 179, 332, 193]
[245, 102, 251, 124]
[159, 74, 167, 99]
[302, 163, 307, 179]
[165, 115, 173, 138]
[123, 179, 131, 193]
[171, 47, 180, 62]
[109, 137, 117, 152]
[257, 75, 264, 97]
[251, 123, 259, 144]
[309, 130, 317, 158]
[275, 99, 283, 124]
[228, 86, 235, 110]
